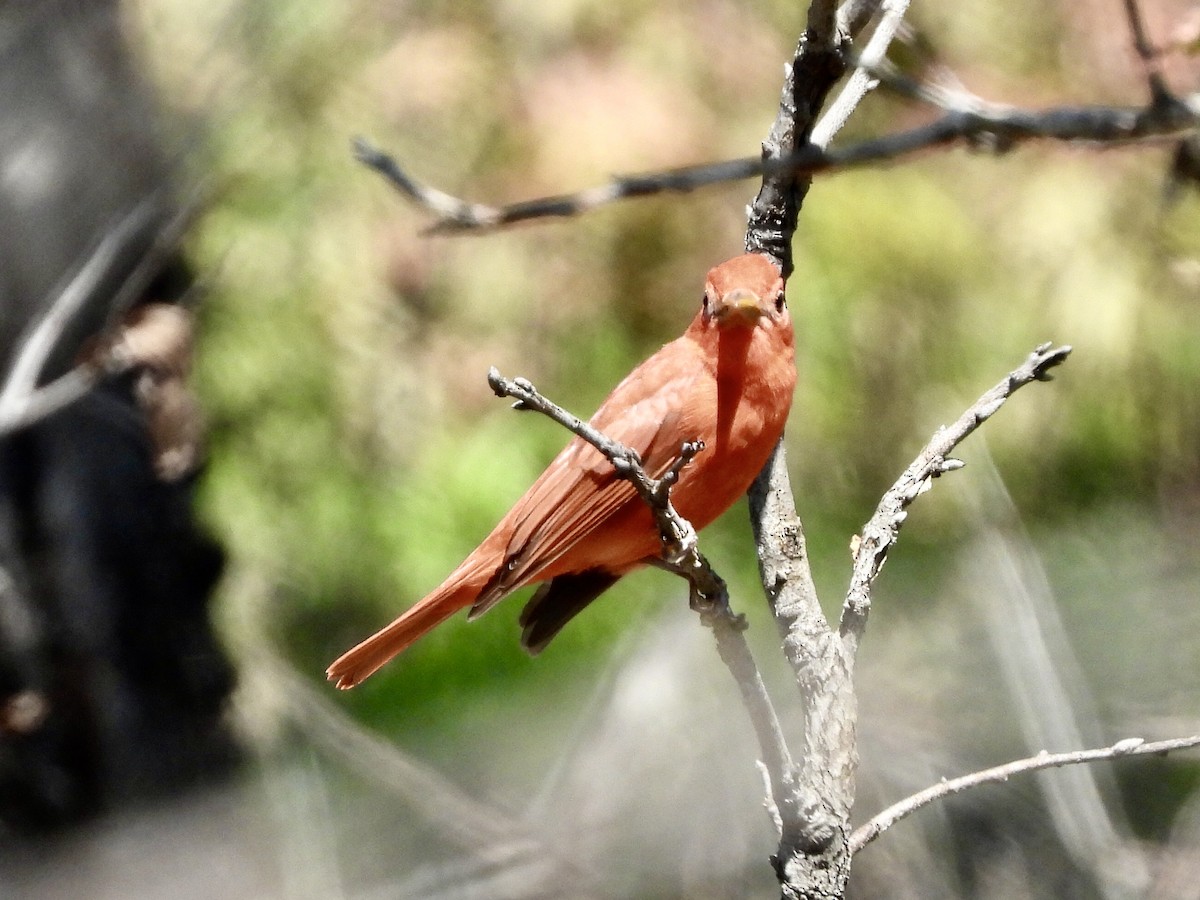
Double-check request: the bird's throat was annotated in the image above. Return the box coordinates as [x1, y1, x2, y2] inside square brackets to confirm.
[713, 327, 755, 451]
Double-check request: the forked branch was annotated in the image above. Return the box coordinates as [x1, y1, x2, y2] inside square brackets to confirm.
[840, 343, 1073, 655]
[356, 85, 1196, 235]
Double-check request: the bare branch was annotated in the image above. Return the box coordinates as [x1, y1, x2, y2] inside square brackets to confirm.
[739, 0, 857, 272]
[357, 135, 766, 235]
[839, 343, 1072, 653]
[811, 0, 913, 149]
[0, 369, 96, 435]
[850, 734, 1200, 854]
[357, 90, 1197, 235]
[740, 4, 895, 890]
[0, 193, 198, 436]
[806, 0, 840, 47]
[779, 83, 1195, 156]
[486, 366, 797, 844]
[748, 441, 858, 864]
[0, 200, 159, 424]
[487, 366, 700, 560]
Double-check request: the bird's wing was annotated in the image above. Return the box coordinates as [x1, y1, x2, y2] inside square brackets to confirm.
[469, 342, 705, 615]
[517, 569, 622, 654]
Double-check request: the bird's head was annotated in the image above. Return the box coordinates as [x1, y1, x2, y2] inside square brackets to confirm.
[699, 253, 788, 332]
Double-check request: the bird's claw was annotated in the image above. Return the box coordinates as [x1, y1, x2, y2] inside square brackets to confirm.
[660, 518, 698, 566]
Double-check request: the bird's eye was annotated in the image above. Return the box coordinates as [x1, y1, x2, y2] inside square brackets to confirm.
[775, 292, 786, 312]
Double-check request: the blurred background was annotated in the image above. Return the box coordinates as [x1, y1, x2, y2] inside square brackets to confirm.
[1, 0, 1198, 897]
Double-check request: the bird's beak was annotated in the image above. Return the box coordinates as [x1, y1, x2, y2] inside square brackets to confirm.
[711, 287, 766, 323]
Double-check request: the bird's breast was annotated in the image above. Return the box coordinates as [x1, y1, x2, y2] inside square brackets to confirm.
[670, 331, 794, 531]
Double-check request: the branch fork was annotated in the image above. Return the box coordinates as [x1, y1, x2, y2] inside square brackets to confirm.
[487, 366, 704, 566]
[840, 342, 1072, 648]
[487, 365, 739, 615]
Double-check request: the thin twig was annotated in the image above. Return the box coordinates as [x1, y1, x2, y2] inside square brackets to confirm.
[0, 369, 97, 435]
[839, 343, 1072, 655]
[811, 0, 912, 149]
[670, 556, 800, 839]
[0, 201, 158, 412]
[357, 135, 766, 234]
[854, 52, 1188, 152]
[485, 366, 797, 838]
[487, 366, 700, 560]
[0, 193, 200, 436]
[357, 94, 1197, 235]
[850, 734, 1200, 854]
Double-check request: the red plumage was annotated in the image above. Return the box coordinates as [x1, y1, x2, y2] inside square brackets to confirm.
[328, 253, 795, 688]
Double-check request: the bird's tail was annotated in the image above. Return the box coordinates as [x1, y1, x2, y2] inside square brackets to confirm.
[326, 558, 490, 689]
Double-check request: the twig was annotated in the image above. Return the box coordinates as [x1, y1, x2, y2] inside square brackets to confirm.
[0, 200, 156, 407]
[839, 342, 1072, 653]
[811, 0, 912, 149]
[487, 366, 699, 560]
[485, 366, 797, 841]
[0, 193, 199, 436]
[671, 556, 801, 843]
[356, 92, 1197, 235]
[837, 0, 883, 36]
[0, 369, 96, 435]
[850, 734, 1200, 854]
[356, 135, 766, 235]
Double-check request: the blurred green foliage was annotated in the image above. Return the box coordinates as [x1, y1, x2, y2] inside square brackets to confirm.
[125, 0, 1199, 745]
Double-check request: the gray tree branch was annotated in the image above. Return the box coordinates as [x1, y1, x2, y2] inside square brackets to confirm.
[354, 75, 1196, 237]
[850, 734, 1200, 854]
[739, 4, 883, 896]
[839, 342, 1073, 654]
[0, 194, 197, 436]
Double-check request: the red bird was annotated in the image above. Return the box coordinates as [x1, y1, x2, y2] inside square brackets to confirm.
[328, 253, 795, 688]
